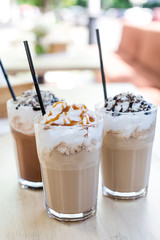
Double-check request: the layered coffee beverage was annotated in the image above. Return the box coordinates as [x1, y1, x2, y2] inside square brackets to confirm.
[98, 93, 157, 199]
[7, 90, 59, 189]
[34, 101, 103, 221]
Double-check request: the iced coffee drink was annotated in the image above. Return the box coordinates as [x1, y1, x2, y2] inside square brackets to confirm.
[98, 93, 157, 199]
[34, 101, 103, 221]
[7, 90, 59, 189]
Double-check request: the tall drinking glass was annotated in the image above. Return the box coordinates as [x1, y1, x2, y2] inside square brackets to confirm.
[7, 90, 59, 189]
[34, 110, 103, 221]
[96, 93, 157, 199]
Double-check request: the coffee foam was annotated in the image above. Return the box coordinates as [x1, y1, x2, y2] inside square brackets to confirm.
[101, 107, 157, 138]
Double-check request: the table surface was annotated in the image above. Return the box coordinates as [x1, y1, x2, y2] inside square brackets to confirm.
[3, 46, 100, 75]
[1, 83, 160, 240]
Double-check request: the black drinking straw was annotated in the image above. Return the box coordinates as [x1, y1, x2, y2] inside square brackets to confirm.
[0, 59, 17, 101]
[23, 41, 46, 115]
[96, 29, 107, 102]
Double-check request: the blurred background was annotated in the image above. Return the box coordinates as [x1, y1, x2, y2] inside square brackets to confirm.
[1, 0, 160, 119]
[1, 0, 160, 54]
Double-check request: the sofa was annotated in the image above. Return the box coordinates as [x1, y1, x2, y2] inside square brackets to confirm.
[0, 82, 33, 118]
[97, 22, 160, 104]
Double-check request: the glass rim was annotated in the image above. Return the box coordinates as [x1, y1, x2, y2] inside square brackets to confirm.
[95, 102, 157, 116]
[7, 98, 33, 108]
[7, 98, 18, 105]
[34, 112, 103, 128]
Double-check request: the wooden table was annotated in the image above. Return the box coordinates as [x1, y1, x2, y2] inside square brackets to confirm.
[1, 83, 160, 240]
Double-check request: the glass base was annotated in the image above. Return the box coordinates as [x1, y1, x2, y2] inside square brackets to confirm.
[46, 204, 97, 222]
[102, 185, 147, 200]
[19, 178, 43, 190]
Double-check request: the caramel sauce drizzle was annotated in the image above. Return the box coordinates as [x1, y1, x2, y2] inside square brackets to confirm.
[63, 105, 71, 113]
[46, 113, 61, 124]
[45, 102, 95, 126]
[86, 116, 89, 125]
[46, 102, 66, 124]
[48, 110, 52, 116]
[89, 116, 95, 122]
[72, 104, 79, 110]
[63, 118, 66, 125]
[52, 101, 64, 109]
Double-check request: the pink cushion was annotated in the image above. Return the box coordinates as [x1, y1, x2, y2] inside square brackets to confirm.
[102, 52, 160, 88]
[139, 27, 160, 75]
[118, 24, 144, 61]
[140, 87, 160, 105]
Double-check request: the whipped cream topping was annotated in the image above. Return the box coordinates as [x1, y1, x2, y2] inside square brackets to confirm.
[105, 92, 153, 113]
[42, 101, 96, 126]
[35, 102, 103, 153]
[100, 92, 157, 138]
[14, 90, 59, 111]
[7, 90, 59, 134]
